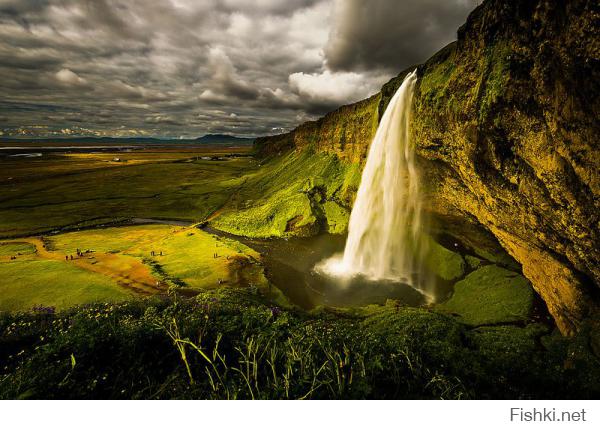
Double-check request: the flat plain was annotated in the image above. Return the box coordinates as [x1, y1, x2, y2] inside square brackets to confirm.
[0, 144, 270, 311]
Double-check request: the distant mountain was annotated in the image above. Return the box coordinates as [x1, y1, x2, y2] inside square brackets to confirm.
[0, 135, 255, 145]
[195, 134, 255, 144]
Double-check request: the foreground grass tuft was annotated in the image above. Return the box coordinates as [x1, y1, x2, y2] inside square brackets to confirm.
[0, 290, 597, 399]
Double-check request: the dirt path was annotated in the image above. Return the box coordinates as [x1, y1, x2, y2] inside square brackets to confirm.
[2, 237, 164, 296]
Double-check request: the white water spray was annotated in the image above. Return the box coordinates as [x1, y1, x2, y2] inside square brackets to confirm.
[317, 70, 431, 297]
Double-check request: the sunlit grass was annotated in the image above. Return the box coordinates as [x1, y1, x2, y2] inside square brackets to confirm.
[0, 259, 132, 312]
[0, 223, 273, 312]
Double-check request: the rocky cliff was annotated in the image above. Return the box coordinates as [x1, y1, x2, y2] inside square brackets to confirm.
[255, 94, 381, 163]
[243, 0, 600, 335]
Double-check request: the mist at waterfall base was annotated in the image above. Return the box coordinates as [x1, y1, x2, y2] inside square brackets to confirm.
[315, 70, 435, 303]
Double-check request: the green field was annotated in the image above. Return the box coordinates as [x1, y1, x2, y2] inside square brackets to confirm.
[49, 224, 269, 291]
[0, 147, 276, 312]
[0, 259, 132, 311]
[0, 242, 35, 258]
[0, 145, 363, 312]
[0, 224, 274, 312]
[0, 148, 256, 238]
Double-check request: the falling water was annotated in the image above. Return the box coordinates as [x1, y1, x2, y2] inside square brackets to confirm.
[316, 70, 431, 298]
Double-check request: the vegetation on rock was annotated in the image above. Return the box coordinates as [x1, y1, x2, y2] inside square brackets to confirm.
[211, 150, 361, 237]
[1, 290, 598, 399]
[252, 0, 600, 335]
[437, 265, 534, 326]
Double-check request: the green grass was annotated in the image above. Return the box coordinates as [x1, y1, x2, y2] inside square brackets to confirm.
[211, 150, 360, 237]
[0, 224, 278, 313]
[149, 230, 268, 291]
[0, 291, 597, 399]
[0, 242, 35, 258]
[478, 43, 511, 122]
[0, 151, 255, 238]
[0, 259, 131, 312]
[49, 224, 173, 254]
[51, 225, 264, 288]
[437, 265, 534, 326]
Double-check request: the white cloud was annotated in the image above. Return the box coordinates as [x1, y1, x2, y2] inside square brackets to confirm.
[289, 70, 380, 106]
[55, 68, 87, 86]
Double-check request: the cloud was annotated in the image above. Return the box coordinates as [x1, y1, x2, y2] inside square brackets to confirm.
[289, 70, 385, 111]
[0, 0, 478, 138]
[324, 0, 479, 72]
[202, 47, 259, 100]
[55, 68, 87, 86]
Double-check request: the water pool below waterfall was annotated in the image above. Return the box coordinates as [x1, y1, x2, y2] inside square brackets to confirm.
[203, 227, 455, 310]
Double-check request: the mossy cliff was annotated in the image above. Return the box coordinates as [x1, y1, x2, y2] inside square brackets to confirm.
[230, 0, 599, 335]
[410, 0, 599, 335]
[255, 94, 381, 163]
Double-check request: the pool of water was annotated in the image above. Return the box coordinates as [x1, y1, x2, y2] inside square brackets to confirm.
[203, 227, 453, 309]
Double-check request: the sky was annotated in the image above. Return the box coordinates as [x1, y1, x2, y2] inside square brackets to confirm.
[0, 0, 479, 139]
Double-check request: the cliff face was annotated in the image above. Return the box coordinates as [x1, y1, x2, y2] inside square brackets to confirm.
[255, 95, 381, 163]
[252, 0, 599, 334]
[411, 0, 599, 335]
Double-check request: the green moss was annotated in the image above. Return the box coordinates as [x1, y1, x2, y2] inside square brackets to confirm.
[437, 265, 534, 326]
[424, 237, 466, 281]
[466, 324, 552, 387]
[211, 150, 359, 238]
[361, 306, 466, 368]
[469, 324, 549, 361]
[478, 43, 511, 122]
[322, 201, 349, 234]
[465, 255, 483, 269]
[420, 59, 456, 112]
[469, 244, 520, 271]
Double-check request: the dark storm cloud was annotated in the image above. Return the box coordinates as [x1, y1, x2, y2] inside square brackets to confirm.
[0, 0, 478, 138]
[325, 0, 480, 72]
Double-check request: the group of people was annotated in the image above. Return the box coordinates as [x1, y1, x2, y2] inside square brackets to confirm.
[150, 250, 163, 257]
[65, 248, 92, 261]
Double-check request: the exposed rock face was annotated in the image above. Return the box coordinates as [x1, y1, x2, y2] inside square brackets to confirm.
[256, 95, 381, 163]
[412, 0, 599, 335]
[254, 0, 599, 335]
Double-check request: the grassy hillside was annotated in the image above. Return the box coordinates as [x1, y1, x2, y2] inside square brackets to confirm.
[210, 149, 361, 237]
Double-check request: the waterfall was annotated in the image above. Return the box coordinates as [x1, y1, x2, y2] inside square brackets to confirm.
[316, 70, 431, 297]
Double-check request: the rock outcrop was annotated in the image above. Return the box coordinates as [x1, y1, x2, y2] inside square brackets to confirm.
[253, 0, 599, 335]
